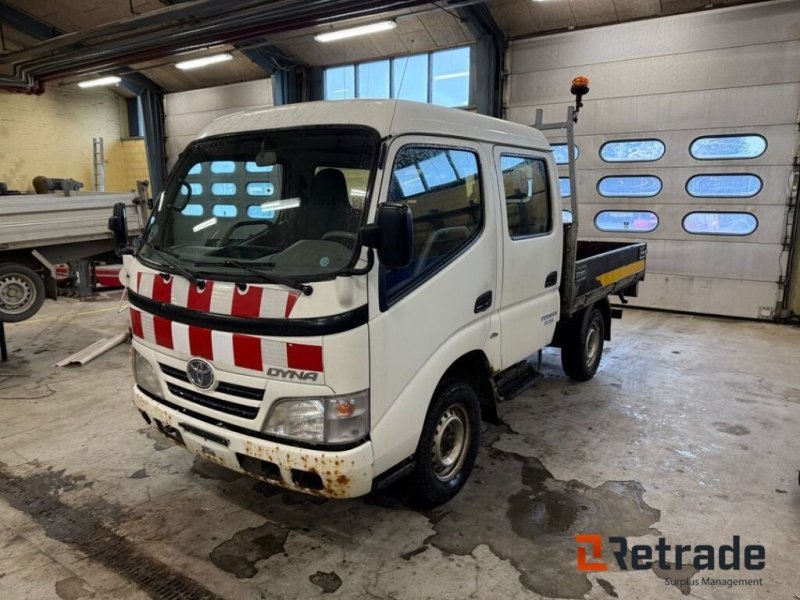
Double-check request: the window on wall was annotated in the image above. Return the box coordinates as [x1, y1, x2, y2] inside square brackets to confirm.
[690, 135, 766, 160]
[393, 55, 428, 102]
[324, 65, 355, 100]
[357, 60, 390, 99]
[500, 155, 552, 238]
[385, 145, 482, 299]
[324, 47, 471, 107]
[683, 212, 758, 236]
[431, 47, 470, 108]
[686, 174, 762, 198]
[600, 139, 665, 162]
[595, 211, 659, 233]
[551, 144, 579, 165]
[598, 176, 662, 198]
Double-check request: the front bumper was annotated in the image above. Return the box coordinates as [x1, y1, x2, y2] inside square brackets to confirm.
[133, 386, 374, 498]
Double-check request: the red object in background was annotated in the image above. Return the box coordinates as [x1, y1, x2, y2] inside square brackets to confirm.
[55, 264, 123, 288]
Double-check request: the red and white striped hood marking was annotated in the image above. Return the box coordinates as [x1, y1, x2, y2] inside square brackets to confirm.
[134, 272, 300, 319]
[130, 272, 323, 381]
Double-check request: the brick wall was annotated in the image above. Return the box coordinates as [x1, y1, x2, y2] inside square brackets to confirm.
[0, 86, 138, 193]
[121, 138, 151, 192]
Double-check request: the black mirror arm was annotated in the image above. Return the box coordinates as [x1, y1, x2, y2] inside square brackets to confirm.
[339, 246, 375, 277]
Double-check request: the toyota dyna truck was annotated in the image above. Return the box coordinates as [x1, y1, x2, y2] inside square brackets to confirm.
[125, 84, 646, 505]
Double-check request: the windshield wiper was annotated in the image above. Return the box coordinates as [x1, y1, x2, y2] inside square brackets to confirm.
[193, 259, 313, 296]
[138, 240, 199, 286]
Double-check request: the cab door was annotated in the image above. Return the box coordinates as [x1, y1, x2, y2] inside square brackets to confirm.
[366, 136, 498, 473]
[493, 147, 562, 368]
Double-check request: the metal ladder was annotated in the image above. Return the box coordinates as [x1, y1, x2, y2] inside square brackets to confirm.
[92, 137, 105, 192]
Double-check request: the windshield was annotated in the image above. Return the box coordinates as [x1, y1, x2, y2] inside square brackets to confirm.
[140, 127, 379, 281]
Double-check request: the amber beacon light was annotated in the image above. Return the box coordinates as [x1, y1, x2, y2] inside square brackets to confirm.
[570, 76, 590, 121]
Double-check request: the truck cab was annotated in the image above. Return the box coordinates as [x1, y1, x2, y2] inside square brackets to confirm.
[126, 99, 644, 505]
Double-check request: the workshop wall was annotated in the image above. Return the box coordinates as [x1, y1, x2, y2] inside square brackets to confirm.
[505, 0, 800, 319]
[0, 85, 145, 193]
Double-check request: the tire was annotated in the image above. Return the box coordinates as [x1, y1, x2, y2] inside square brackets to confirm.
[409, 379, 481, 506]
[0, 263, 46, 323]
[561, 305, 605, 382]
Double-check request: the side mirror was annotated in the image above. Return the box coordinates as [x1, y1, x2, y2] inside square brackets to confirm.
[361, 203, 413, 269]
[108, 202, 129, 255]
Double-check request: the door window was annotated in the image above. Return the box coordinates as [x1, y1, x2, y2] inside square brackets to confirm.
[385, 146, 483, 299]
[500, 155, 552, 238]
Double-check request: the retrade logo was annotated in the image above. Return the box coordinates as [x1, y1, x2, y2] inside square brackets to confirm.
[186, 358, 215, 390]
[576, 534, 608, 571]
[576, 534, 765, 573]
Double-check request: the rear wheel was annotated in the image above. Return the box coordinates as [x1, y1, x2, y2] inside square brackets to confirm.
[0, 264, 45, 323]
[561, 305, 605, 381]
[409, 379, 480, 506]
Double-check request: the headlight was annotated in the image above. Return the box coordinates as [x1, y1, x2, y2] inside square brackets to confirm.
[265, 390, 369, 444]
[132, 350, 163, 399]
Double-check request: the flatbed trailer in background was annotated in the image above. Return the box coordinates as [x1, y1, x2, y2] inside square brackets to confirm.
[0, 191, 146, 322]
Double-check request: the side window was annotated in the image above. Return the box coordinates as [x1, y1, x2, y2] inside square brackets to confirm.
[385, 146, 483, 298]
[500, 154, 552, 238]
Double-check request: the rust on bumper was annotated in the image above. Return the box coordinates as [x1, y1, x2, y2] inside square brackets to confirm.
[133, 387, 373, 498]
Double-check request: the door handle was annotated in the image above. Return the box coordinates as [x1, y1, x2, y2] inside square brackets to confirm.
[474, 291, 492, 313]
[545, 271, 558, 288]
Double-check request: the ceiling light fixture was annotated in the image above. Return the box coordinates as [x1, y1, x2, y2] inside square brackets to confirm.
[314, 20, 397, 43]
[175, 53, 234, 70]
[78, 76, 122, 88]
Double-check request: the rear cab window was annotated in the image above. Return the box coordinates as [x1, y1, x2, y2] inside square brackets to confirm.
[499, 154, 553, 239]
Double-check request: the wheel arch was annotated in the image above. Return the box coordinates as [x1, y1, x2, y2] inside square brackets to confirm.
[440, 350, 501, 425]
[596, 297, 612, 341]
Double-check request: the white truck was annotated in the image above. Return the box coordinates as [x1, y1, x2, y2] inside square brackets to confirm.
[125, 89, 646, 505]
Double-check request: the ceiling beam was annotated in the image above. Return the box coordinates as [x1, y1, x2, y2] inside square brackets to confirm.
[0, 0, 162, 95]
[0, 0, 440, 92]
[0, 1, 63, 39]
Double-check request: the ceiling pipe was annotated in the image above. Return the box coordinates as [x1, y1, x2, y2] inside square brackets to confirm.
[1, 0, 481, 93]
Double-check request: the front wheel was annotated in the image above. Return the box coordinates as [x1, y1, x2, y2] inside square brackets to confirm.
[0, 263, 46, 323]
[561, 305, 605, 381]
[409, 379, 481, 506]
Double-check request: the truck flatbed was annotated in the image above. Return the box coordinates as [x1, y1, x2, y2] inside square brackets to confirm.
[566, 240, 647, 315]
[0, 192, 143, 252]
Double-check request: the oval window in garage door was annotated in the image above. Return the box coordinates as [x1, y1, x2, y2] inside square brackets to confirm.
[551, 144, 579, 165]
[690, 135, 766, 160]
[595, 211, 659, 233]
[600, 139, 665, 162]
[598, 176, 662, 197]
[682, 212, 757, 236]
[686, 174, 762, 198]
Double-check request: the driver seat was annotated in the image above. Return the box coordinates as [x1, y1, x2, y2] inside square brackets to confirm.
[297, 169, 352, 240]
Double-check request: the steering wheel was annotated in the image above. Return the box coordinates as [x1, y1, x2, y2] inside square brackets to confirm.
[322, 231, 358, 248]
[219, 220, 274, 246]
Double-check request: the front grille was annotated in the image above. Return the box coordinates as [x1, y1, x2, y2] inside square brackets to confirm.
[160, 364, 264, 400]
[166, 382, 259, 420]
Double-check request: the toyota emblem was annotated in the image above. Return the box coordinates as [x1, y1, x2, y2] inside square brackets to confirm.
[186, 358, 215, 390]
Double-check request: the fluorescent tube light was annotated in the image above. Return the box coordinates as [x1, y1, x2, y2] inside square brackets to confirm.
[175, 53, 233, 70]
[314, 21, 397, 43]
[193, 217, 218, 233]
[78, 76, 121, 88]
[260, 198, 301, 211]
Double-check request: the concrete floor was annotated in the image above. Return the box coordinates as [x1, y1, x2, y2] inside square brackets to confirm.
[0, 298, 798, 600]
